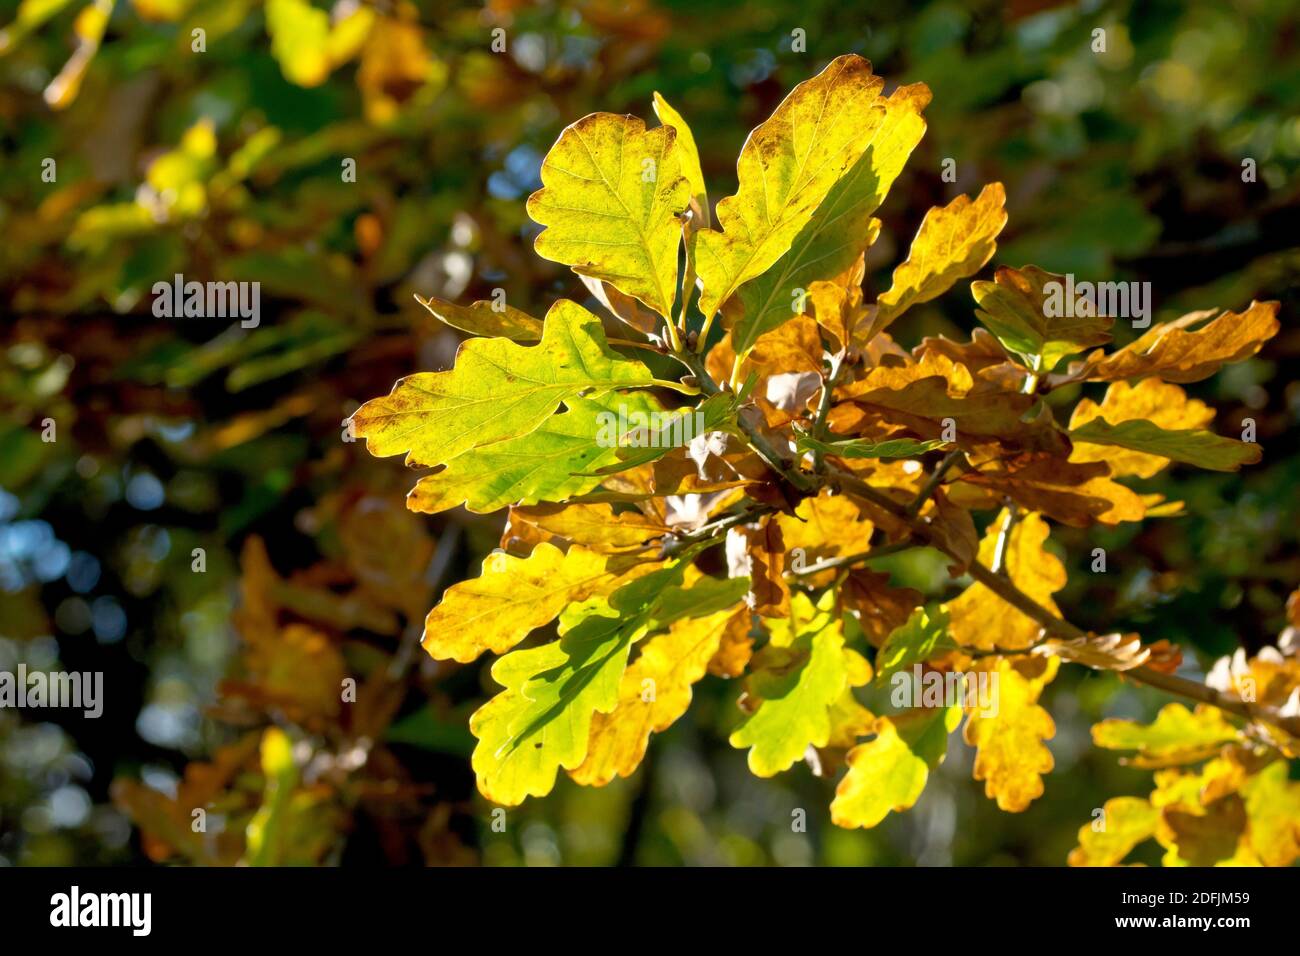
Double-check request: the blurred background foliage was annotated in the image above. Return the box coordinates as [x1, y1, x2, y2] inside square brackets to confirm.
[0, 0, 1297, 866]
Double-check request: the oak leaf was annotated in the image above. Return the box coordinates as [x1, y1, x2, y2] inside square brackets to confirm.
[832, 706, 959, 829]
[871, 182, 1007, 335]
[351, 299, 656, 469]
[527, 113, 689, 319]
[943, 510, 1065, 651]
[963, 655, 1059, 812]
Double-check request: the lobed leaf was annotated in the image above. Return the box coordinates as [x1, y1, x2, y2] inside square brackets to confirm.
[527, 113, 689, 320]
[351, 299, 656, 469]
[872, 182, 1007, 335]
[692, 54, 889, 320]
[832, 706, 959, 829]
[971, 265, 1113, 373]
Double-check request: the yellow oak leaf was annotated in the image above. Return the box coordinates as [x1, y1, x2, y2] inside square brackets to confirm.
[943, 510, 1065, 651]
[527, 112, 689, 319]
[962, 655, 1059, 812]
[776, 490, 875, 576]
[832, 706, 959, 829]
[570, 605, 735, 786]
[872, 182, 1008, 335]
[1092, 703, 1241, 768]
[692, 54, 886, 319]
[415, 292, 542, 342]
[1240, 760, 1300, 867]
[421, 542, 656, 663]
[1067, 796, 1159, 866]
[1068, 300, 1280, 384]
[505, 502, 666, 554]
[652, 92, 708, 226]
[728, 81, 928, 353]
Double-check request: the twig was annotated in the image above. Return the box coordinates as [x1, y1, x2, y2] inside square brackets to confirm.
[663, 341, 1300, 739]
[905, 448, 963, 517]
[786, 539, 917, 578]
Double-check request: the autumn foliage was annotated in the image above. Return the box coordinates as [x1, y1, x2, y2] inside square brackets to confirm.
[336, 55, 1298, 865]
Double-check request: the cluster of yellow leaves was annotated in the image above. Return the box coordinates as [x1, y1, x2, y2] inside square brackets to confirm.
[1072, 615, 1300, 866]
[339, 52, 1286, 859]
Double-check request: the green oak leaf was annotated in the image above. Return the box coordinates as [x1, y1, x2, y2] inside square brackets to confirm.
[972, 265, 1113, 373]
[794, 431, 948, 461]
[349, 299, 656, 469]
[874, 606, 957, 682]
[729, 590, 854, 776]
[471, 566, 750, 805]
[406, 391, 663, 515]
[1069, 418, 1261, 472]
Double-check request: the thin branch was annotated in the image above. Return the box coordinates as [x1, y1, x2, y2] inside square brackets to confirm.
[905, 448, 963, 517]
[821, 463, 1300, 738]
[786, 539, 917, 579]
[659, 505, 775, 558]
[666, 342, 1300, 739]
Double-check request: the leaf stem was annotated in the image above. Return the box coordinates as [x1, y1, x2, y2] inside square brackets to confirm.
[650, 377, 701, 396]
[809, 352, 845, 474]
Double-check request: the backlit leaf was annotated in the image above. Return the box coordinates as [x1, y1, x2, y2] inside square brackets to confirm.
[943, 510, 1065, 651]
[351, 299, 656, 469]
[1067, 301, 1279, 384]
[652, 92, 709, 226]
[470, 568, 750, 805]
[875, 606, 956, 682]
[527, 113, 689, 319]
[405, 391, 663, 515]
[831, 706, 959, 829]
[421, 542, 656, 663]
[872, 182, 1007, 334]
[1067, 797, 1159, 866]
[728, 82, 929, 352]
[971, 265, 1113, 373]
[1092, 703, 1241, 768]
[963, 655, 1058, 812]
[415, 292, 542, 342]
[692, 54, 889, 320]
[729, 591, 853, 776]
[1070, 418, 1260, 474]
